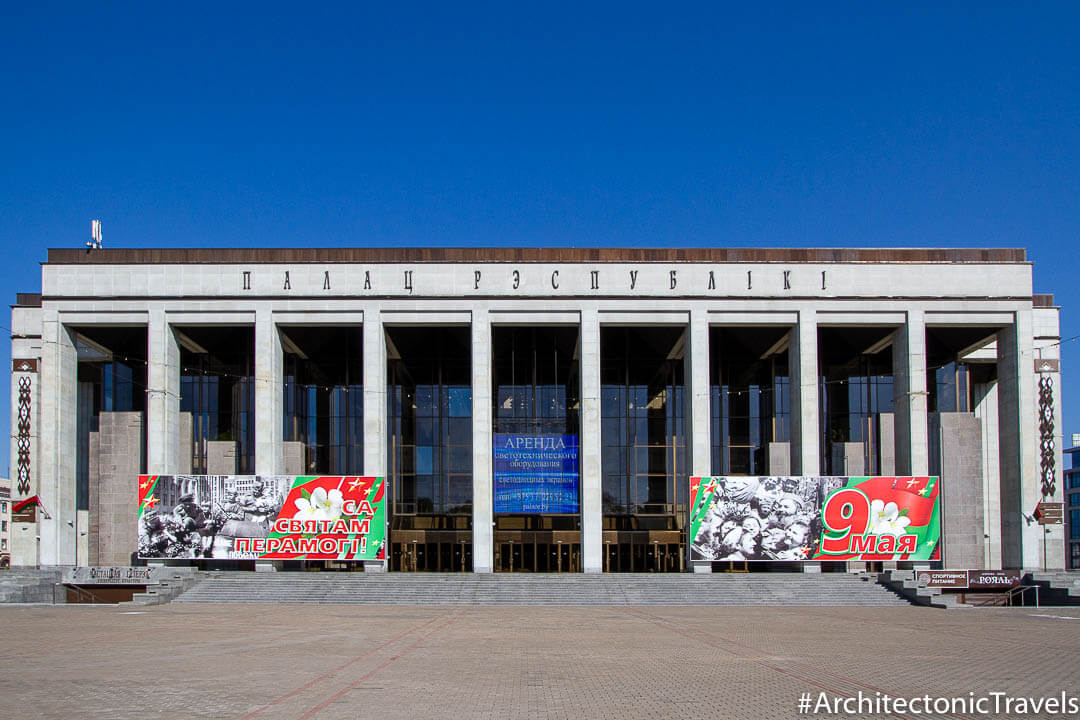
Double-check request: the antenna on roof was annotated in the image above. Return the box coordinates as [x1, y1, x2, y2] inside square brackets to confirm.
[86, 219, 102, 251]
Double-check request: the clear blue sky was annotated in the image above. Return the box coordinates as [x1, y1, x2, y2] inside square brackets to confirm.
[1, 2, 1078, 476]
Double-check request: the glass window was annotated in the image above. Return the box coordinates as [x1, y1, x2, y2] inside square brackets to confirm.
[818, 327, 895, 475]
[182, 326, 256, 474]
[282, 326, 363, 474]
[602, 326, 685, 521]
[388, 327, 472, 517]
[710, 327, 791, 476]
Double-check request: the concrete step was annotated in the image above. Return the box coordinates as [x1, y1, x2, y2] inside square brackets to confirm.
[175, 573, 913, 606]
[0, 569, 66, 604]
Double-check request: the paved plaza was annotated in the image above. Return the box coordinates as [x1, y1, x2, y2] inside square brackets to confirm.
[2, 603, 1079, 719]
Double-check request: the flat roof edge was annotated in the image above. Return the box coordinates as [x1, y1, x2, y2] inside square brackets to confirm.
[45, 247, 1029, 265]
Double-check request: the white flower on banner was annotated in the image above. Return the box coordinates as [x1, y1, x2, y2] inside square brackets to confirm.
[294, 495, 327, 521]
[869, 499, 910, 536]
[293, 487, 344, 522]
[311, 487, 345, 521]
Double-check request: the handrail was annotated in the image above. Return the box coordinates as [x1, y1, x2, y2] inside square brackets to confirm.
[1007, 584, 1039, 608]
[57, 583, 101, 605]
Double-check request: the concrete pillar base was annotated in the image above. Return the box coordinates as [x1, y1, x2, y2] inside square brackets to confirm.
[255, 560, 276, 572]
[692, 562, 713, 574]
[363, 561, 386, 573]
[801, 564, 822, 573]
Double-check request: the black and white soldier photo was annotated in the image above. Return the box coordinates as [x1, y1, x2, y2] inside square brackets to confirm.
[139, 475, 291, 559]
[691, 476, 844, 562]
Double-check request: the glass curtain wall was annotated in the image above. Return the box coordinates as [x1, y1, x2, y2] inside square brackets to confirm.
[281, 326, 363, 474]
[74, 327, 148, 518]
[492, 326, 580, 572]
[818, 327, 894, 476]
[710, 326, 791, 476]
[925, 326, 998, 477]
[601, 326, 686, 572]
[179, 326, 255, 474]
[387, 326, 472, 571]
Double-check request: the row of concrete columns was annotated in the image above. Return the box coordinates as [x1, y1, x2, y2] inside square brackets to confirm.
[34, 305, 1038, 570]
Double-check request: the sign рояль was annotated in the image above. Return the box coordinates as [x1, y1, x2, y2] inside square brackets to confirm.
[967, 570, 1021, 590]
[917, 570, 1021, 590]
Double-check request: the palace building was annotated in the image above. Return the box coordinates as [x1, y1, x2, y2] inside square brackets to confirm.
[7, 247, 1067, 572]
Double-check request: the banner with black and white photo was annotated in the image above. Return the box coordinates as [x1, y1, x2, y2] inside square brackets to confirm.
[689, 476, 941, 562]
[137, 475, 386, 561]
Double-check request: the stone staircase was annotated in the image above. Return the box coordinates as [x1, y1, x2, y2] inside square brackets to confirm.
[175, 572, 913, 606]
[126, 568, 208, 606]
[1027, 571, 1080, 606]
[0, 568, 66, 603]
[875, 570, 967, 609]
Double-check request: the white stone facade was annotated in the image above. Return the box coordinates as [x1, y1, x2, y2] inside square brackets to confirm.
[8, 248, 1066, 571]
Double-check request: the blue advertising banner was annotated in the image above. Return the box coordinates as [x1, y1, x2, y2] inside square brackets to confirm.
[493, 434, 579, 513]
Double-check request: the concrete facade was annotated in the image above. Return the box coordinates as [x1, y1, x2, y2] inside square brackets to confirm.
[206, 441, 239, 476]
[937, 412, 987, 569]
[0, 484, 9, 567]
[90, 412, 144, 566]
[7, 247, 1066, 571]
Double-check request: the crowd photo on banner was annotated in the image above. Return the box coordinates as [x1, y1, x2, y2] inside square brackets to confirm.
[691, 476, 844, 561]
[138, 475, 290, 559]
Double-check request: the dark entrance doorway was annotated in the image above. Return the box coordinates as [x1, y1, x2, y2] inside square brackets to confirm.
[496, 532, 581, 572]
[391, 531, 472, 572]
[602, 531, 684, 572]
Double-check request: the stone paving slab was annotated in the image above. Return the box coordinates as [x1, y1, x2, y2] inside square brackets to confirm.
[1, 604, 1078, 719]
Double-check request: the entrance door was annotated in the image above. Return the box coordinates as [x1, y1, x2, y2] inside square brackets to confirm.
[495, 538, 581, 572]
[390, 535, 472, 571]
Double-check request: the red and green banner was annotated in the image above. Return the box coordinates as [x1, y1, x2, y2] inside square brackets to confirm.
[138, 475, 386, 561]
[689, 476, 941, 562]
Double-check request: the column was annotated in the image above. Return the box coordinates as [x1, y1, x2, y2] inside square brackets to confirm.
[363, 308, 387, 478]
[974, 382, 1002, 568]
[471, 308, 493, 573]
[893, 310, 928, 475]
[687, 309, 714, 573]
[38, 311, 78, 565]
[10, 327, 42, 567]
[363, 307, 388, 571]
[254, 308, 284, 475]
[1039, 332, 1065, 570]
[790, 310, 819, 475]
[146, 308, 180, 474]
[997, 310, 1040, 569]
[687, 309, 711, 478]
[580, 307, 602, 573]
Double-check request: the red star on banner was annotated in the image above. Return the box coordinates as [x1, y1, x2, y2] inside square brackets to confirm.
[347, 478, 364, 493]
[703, 480, 719, 496]
[140, 480, 150, 490]
[144, 495, 159, 509]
